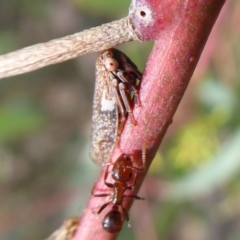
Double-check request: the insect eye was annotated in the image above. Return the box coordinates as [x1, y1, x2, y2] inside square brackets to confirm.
[104, 58, 119, 71]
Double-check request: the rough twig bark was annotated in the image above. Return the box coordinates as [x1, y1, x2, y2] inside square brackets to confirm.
[0, 17, 139, 80]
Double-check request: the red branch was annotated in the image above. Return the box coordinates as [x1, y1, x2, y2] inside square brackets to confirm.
[74, 0, 225, 239]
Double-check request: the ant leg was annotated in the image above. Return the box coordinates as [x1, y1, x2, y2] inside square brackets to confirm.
[93, 193, 110, 198]
[122, 207, 130, 222]
[92, 191, 111, 215]
[123, 194, 145, 201]
[94, 202, 111, 215]
[130, 170, 139, 191]
[103, 165, 114, 189]
[91, 165, 112, 195]
[121, 206, 132, 228]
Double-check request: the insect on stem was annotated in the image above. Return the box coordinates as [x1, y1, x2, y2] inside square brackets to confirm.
[90, 48, 142, 165]
[92, 147, 147, 233]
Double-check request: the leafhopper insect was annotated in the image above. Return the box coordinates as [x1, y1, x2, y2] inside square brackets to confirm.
[90, 48, 142, 165]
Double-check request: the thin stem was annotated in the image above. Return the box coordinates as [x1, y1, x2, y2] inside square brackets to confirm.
[0, 17, 139, 80]
[74, 0, 225, 239]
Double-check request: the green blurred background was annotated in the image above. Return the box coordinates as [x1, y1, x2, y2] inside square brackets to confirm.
[0, 0, 239, 239]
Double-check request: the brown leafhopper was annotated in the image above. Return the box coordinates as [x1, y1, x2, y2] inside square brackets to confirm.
[90, 48, 142, 165]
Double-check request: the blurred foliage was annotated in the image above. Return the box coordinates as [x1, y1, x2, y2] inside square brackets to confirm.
[0, 100, 46, 142]
[0, 0, 240, 240]
[167, 108, 226, 174]
[74, 0, 130, 18]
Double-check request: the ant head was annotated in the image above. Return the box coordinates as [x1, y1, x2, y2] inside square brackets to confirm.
[102, 207, 123, 233]
[112, 154, 134, 182]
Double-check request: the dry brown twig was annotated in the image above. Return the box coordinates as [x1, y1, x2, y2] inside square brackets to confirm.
[0, 17, 139, 80]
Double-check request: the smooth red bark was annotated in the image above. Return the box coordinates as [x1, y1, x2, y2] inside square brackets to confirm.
[74, 0, 225, 239]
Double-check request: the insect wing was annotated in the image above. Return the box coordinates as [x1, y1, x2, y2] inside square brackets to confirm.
[90, 54, 118, 165]
[90, 48, 142, 165]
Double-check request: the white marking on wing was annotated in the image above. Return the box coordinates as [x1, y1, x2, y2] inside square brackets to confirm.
[101, 90, 116, 111]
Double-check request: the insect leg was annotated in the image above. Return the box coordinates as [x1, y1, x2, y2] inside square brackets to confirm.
[121, 206, 130, 223]
[117, 71, 141, 107]
[104, 165, 115, 188]
[118, 82, 137, 125]
[96, 202, 111, 215]
[123, 194, 145, 201]
[110, 78, 126, 124]
[93, 193, 111, 198]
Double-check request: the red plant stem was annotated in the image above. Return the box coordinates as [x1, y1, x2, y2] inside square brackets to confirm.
[74, 0, 225, 239]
